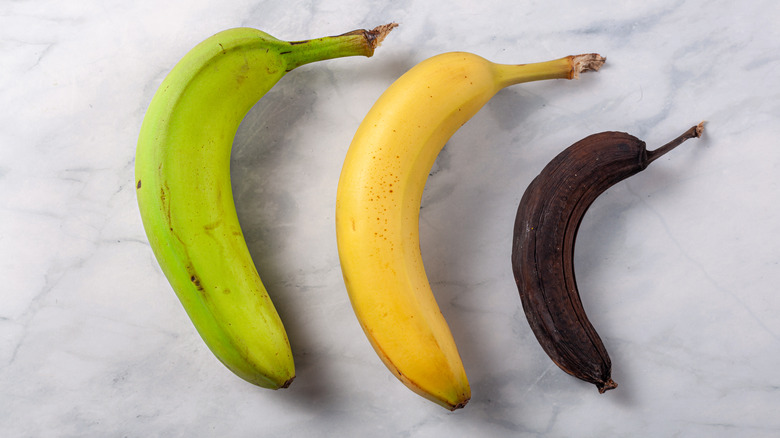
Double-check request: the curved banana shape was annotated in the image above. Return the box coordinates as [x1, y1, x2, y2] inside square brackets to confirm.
[511, 123, 704, 393]
[336, 52, 605, 409]
[135, 24, 395, 389]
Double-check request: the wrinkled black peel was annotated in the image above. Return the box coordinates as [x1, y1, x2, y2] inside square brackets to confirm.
[512, 123, 704, 393]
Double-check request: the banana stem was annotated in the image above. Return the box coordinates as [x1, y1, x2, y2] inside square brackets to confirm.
[494, 53, 606, 87]
[646, 121, 705, 164]
[284, 23, 398, 70]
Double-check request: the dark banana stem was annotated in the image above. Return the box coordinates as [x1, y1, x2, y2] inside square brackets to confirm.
[646, 122, 705, 164]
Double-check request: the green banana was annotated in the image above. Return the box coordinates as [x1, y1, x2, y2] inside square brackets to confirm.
[135, 24, 396, 389]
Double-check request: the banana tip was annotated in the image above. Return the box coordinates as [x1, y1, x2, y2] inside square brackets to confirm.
[449, 398, 470, 411]
[695, 121, 706, 137]
[366, 22, 399, 49]
[571, 53, 606, 79]
[597, 378, 618, 393]
[280, 376, 295, 389]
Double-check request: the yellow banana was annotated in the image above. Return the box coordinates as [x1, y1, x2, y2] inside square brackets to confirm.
[335, 52, 605, 409]
[135, 24, 395, 389]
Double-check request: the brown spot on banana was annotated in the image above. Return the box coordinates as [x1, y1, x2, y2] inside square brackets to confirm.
[189, 274, 204, 291]
[511, 122, 704, 393]
[204, 219, 222, 231]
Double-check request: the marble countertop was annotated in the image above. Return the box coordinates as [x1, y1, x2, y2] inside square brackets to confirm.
[2, 0, 779, 436]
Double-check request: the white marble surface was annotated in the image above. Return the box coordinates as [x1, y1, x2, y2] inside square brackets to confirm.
[2, 0, 779, 436]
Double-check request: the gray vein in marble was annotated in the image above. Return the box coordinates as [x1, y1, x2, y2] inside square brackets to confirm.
[633, 182, 780, 344]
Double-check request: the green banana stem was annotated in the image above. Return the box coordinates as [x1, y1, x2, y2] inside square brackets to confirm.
[284, 23, 398, 70]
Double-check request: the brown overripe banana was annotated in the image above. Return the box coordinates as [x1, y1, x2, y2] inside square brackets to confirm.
[511, 123, 704, 392]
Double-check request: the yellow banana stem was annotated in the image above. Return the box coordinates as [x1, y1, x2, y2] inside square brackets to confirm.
[495, 53, 606, 87]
